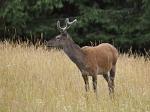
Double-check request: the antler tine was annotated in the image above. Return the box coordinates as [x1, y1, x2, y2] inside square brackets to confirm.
[57, 20, 68, 32]
[66, 18, 77, 29]
[57, 20, 62, 32]
[67, 18, 77, 25]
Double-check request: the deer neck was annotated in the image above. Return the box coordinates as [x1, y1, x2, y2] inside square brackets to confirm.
[63, 41, 86, 70]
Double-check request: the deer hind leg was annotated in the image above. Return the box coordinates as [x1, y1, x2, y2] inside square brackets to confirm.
[92, 75, 97, 95]
[103, 73, 113, 95]
[110, 65, 116, 93]
[82, 75, 89, 92]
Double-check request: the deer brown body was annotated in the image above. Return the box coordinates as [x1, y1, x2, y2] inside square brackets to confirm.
[47, 18, 118, 95]
[81, 44, 118, 76]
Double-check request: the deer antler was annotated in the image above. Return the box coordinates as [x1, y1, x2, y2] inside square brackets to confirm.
[57, 19, 68, 32]
[66, 18, 77, 30]
[57, 18, 77, 32]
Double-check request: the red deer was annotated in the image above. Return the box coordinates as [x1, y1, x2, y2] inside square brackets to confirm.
[46, 18, 118, 96]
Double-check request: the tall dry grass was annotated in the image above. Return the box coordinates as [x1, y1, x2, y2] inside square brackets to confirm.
[0, 42, 150, 112]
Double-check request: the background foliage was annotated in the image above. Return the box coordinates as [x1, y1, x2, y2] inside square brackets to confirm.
[0, 0, 150, 51]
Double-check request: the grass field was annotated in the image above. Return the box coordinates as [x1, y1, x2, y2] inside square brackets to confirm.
[0, 42, 150, 112]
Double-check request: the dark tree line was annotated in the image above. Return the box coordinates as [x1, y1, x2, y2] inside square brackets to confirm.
[0, 0, 150, 52]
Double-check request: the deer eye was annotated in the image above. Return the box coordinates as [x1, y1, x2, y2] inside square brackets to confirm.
[56, 36, 60, 40]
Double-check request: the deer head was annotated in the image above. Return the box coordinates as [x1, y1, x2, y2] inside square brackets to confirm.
[46, 18, 77, 49]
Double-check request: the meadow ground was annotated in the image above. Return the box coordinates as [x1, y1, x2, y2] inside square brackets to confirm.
[0, 42, 150, 112]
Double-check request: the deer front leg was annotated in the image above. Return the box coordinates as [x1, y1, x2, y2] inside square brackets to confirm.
[82, 75, 89, 92]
